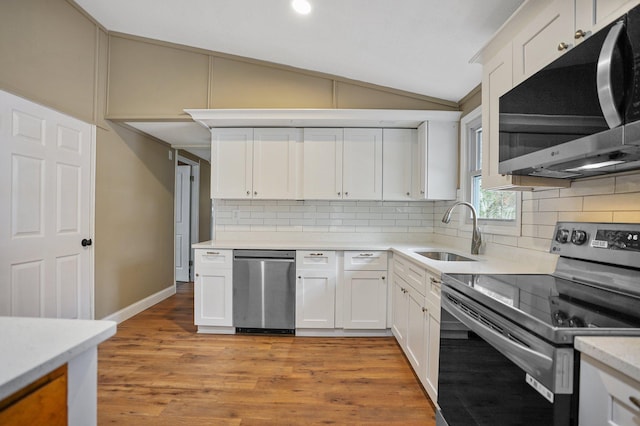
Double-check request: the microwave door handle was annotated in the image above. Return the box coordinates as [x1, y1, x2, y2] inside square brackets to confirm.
[597, 20, 625, 128]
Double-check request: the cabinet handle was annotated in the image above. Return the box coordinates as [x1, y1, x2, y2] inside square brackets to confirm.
[298, 276, 302, 279]
[406, 192, 410, 196]
[630, 396, 640, 409]
[574, 29, 586, 40]
[206, 251, 220, 255]
[381, 276, 385, 280]
[309, 252, 324, 256]
[337, 192, 341, 196]
[254, 191, 257, 195]
[430, 277, 441, 284]
[246, 190, 250, 196]
[345, 192, 349, 196]
[422, 307, 427, 313]
[420, 190, 425, 195]
[359, 253, 374, 257]
[196, 273, 199, 277]
[557, 42, 569, 51]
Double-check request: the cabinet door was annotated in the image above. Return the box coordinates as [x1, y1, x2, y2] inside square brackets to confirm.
[303, 128, 343, 199]
[194, 267, 233, 326]
[342, 128, 383, 200]
[512, 0, 574, 84]
[425, 307, 440, 403]
[296, 269, 336, 328]
[253, 128, 299, 199]
[405, 287, 426, 374]
[343, 270, 387, 329]
[383, 129, 416, 201]
[416, 121, 458, 201]
[391, 274, 408, 346]
[575, 0, 635, 42]
[211, 128, 253, 199]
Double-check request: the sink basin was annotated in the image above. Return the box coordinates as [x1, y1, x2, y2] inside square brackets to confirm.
[415, 251, 475, 262]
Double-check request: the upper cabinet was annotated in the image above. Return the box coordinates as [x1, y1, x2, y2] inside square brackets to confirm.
[383, 129, 416, 201]
[477, 0, 639, 191]
[342, 129, 383, 200]
[414, 121, 458, 201]
[211, 128, 300, 199]
[303, 128, 344, 200]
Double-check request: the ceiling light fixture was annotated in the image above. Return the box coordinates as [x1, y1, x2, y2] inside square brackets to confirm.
[292, 0, 311, 15]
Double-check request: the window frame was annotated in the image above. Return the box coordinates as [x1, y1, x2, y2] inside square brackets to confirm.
[459, 106, 521, 237]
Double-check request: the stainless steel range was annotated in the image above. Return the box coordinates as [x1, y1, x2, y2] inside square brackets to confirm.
[437, 222, 640, 426]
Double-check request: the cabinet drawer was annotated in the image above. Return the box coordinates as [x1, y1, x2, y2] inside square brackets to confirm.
[393, 256, 426, 295]
[344, 251, 388, 270]
[296, 250, 336, 270]
[195, 249, 233, 270]
[428, 274, 442, 303]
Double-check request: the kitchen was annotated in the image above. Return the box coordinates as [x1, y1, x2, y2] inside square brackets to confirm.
[1, 0, 640, 425]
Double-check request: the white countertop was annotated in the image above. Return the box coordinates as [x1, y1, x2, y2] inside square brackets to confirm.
[194, 239, 556, 276]
[575, 337, 640, 383]
[0, 317, 117, 400]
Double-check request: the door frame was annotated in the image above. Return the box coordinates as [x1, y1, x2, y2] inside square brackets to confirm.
[176, 155, 200, 282]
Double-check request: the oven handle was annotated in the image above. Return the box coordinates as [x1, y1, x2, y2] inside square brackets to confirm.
[442, 294, 554, 374]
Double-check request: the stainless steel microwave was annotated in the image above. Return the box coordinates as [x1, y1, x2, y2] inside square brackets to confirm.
[498, 5, 640, 179]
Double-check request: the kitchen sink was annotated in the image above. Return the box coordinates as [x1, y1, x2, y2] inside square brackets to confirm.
[414, 251, 475, 262]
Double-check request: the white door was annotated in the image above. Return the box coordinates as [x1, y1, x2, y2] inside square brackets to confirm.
[383, 128, 416, 201]
[175, 165, 191, 282]
[343, 270, 387, 329]
[296, 270, 336, 328]
[0, 90, 94, 319]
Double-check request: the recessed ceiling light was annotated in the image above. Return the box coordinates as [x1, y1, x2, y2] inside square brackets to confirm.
[292, 0, 311, 15]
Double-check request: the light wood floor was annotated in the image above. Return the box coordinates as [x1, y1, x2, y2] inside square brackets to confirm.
[98, 282, 436, 425]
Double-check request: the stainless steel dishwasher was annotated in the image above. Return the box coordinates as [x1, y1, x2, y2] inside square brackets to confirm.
[233, 250, 296, 334]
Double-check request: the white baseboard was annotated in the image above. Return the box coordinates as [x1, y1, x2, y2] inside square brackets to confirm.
[101, 285, 176, 323]
[295, 328, 392, 337]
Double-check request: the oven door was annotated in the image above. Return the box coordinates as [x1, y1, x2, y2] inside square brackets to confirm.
[436, 286, 577, 426]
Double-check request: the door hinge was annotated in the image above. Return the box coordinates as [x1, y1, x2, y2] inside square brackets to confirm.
[189, 260, 193, 266]
[190, 176, 195, 182]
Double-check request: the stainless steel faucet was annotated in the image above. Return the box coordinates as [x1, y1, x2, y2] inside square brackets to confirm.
[442, 202, 482, 255]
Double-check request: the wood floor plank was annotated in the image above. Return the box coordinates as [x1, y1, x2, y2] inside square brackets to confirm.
[98, 282, 436, 425]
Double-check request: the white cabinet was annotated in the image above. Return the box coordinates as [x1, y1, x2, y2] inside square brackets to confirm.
[303, 128, 343, 200]
[383, 128, 417, 201]
[579, 354, 640, 426]
[413, 122, 458, 200]
[343, 251, 388, 329]
[252, 128, 300, 199]
[211, 128, 299, 199]
[211, 128, 253, 198]
[391, 254, 442, 404]
[512, 0, 574, 84]
[575, 0, 637, 40]
[295, 250, 337, 328]
[342, 129, 383, 200]
[303, 128, 382, 200]
[194, 249, 234, 332]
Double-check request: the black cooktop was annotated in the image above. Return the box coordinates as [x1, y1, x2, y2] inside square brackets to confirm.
[442, 272, 640, 343]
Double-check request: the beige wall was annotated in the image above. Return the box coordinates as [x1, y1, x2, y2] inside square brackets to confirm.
[105, 34, 458, 117]
[459, 84, 481, 118]
[0, 0, 176, 319]
[95, 123, 175, 318]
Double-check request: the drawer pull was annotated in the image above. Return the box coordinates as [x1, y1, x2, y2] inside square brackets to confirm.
[359, 253, 374, 257]
[309, 252, 324, 257]
[630, 396, 640, 410]
[206, 251, 220, 255]
[422, 307, 427, 313]
[381, 276, 385, 280]
[430, 277, 441, 284]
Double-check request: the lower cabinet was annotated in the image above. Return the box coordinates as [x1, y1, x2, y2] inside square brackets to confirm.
[343, 251, 388, 329]
[579, 353, 640, 426]
[194, 249, 234, 331]
[296, 251, 337, 329]
[391, 254, 442, 404]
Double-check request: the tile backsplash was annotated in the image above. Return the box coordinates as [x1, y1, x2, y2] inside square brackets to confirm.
[435, 173, 640, 253]
[213, 174, 640, 252]
[214, 199, 435, 235]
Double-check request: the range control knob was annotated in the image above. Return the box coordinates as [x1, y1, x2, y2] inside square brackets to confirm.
[571, 230, 588, 245]
[568, 316, 585, 328]
[555, 228, 570, 244]
[553, 310, 568, 326]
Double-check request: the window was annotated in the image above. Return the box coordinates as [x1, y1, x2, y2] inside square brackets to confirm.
[461, 106, 520, 235]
